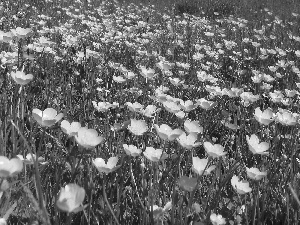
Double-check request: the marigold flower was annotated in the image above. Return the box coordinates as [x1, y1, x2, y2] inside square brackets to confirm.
[56, 183, 85, 213]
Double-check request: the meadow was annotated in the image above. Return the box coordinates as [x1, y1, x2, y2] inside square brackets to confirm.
[0, 0, 300, 224]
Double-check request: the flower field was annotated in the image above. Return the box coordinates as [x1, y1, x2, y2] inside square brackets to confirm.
[1, 0, 300, 224]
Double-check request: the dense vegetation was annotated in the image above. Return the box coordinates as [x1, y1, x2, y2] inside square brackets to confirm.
[0, 0, 300, 224]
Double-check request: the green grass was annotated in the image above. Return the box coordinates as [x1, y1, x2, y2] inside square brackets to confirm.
[0, 0, 300, 224]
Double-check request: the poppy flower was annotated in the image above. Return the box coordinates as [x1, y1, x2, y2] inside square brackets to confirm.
[203, 142, 227, 158]
[192, 157, 215, 175]
[92, 101, 114, 112]
[231, 175, 252, 194]
[210, 213, 226, 225]
[275, 109, 298, 126]
[152, 202, 172, 222]
[75, 127, 104, 149]
[163, 101, 181, 114]
[32, 108, 63, 127]
[113, 75, 126, 83]
[139, 105, 159, 117]
[11, 70, 33, 85]
[177, 133, 201, 150]
[125, 102, 144, 113]
[156, 60, 175, 71]
[196, 98, 217, 110]
[246, 167, 267, 181]
[143, 147, 163, 162]
[140, 66, 156, 80]
[93, 157, 120, 174]
[184, 120, 203, 134]
[178, 176, 197, 192]
[0, 156, 23, 177]
[0, 218, 7, 225]
[10, 27, 32, 39]
[16, 154, 47, 165]
[128, 119, 148, 136]
[154, 124, 184, 141]
[56, 183, 85, 213]
[246, 134, 269, 155]
[123, 144, 142, 157]
[61, 120, 81, 137]
[179, 100, 197, 112]
[269, 91, 284, 103]
[254, 108, 274, 125]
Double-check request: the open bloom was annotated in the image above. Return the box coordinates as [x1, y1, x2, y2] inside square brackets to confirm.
[11, 27, 32, 39]
[196, 98, 217, 110]
[11, 70, 33, 85]
[32, 108, 63, 127]
[93, 157, 120, 174]
[246, 167, 267, 180]
[140, 66, 156, 80]
[203, 142, 227, 158]
[275, 109, 298, 126]
[184, 120, 203, 134]
[152, 202, 172, 222]
[246, 134, 269, 155]
[123, 144, 142, 157]
[231, 175, 252, 194]
[163, 101, 181, 114]
[192, 157, 216, 175]
[125, 102, 144, 113]
[128, 119, 148, 136]
[178, 176, 197, 192]
[254, 108, 274, 125]
[179, 100, 198, 112]
[75, 127, 104, 149]
[139, 105, 159, 117]
[143, 147, 163, 162]
[154, 124, 184, 141]
[210, 213, 226, 225]
[61, 120, 81, 137]
[56, 183, 85, 213]
[16, 154, 47, 165]
[156, 60, 175, 71]
[177, 133, 201, 150]
[0, 156, 23, 177]
[0, 218, 7, 225]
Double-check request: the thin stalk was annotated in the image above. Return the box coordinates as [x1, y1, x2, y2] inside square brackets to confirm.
[103, 174, 120, 225]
